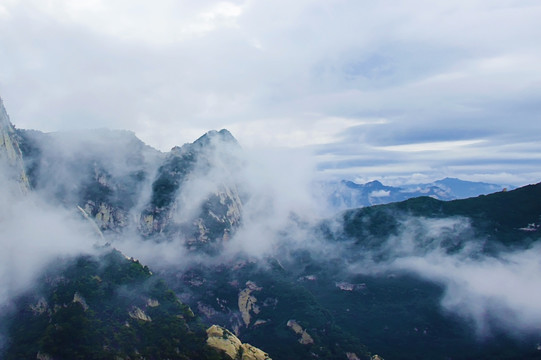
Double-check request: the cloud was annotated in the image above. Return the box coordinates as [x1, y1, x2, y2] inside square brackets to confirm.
[369, 190, 390, 198]
[345, 215, 541, 336]
[374, 139, 487, 153]
[222, 146, 322, 256]
[0, 163, 99, 309]
[1, 0, 541, 184]
[2, 106, 540, 348]
[83, 130, 323, 268]
[5, 0, 245, 44]
[394, 245, 541, 335]
[225, 115, 365, 148]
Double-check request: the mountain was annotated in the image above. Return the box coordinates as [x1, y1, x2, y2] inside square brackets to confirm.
[16, 127, 243, 252]
[2, 106, 379, 359]
[432, 177, 505, 198]
[172, 183, 541, 360]
[340, 183, 541, 249]
[2, 97, 541, 360]
[323, 177, 506, 210]
[3, 248, 230, 360]
[138, 129, 243, 252]
[311, 184, 541, 359]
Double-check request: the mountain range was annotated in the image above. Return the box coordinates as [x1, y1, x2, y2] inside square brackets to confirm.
[321, 177, 508, 210]
[1, 96, 541, 360]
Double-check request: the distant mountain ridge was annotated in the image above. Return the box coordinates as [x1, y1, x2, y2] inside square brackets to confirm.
[340, 182, 541, 250]
[324, 177, 507, 209]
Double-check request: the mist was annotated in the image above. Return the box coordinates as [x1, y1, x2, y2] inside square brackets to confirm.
[33, 127, 539, 341]
[5, 123, 541, 351]
[112, 137, 323, 268]
[0, 164, 100, 309]
[17, 128, 162, 204]
[344, 215, 541, 337]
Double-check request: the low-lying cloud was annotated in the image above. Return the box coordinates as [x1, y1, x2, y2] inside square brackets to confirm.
[111, 140, 322, 267]
[346, 215, 541, 337]
[3, 125, 541, 346]
[0, 165, 99, 309]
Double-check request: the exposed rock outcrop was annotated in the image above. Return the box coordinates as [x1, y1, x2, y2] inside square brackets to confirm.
[0, 97, 29, 192]
[238, 281, 262, 327]
[73, 292, 89, 311]
[206, 325, 271, 360]
[16, 127, 160, 233]
[128, 306, 152, 322]
[36, 352, 54, 360]
[335, 281, 367, 291]
[286, 319, 314, 345]
[84, 201, 127, 231]
[30, 297, 49, 315]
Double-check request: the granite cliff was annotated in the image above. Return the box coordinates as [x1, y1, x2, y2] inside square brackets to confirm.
[16, 125, 243, 252]
[0, 97, 29, 192]
[139, 129, 243, 251]
[207, 325, 271, 360]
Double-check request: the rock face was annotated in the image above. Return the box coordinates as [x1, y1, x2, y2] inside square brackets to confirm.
[15, 120, 244, 252]
[3, 95, 243, 252]
[0, 97, 30, 192]
[238, 281, 262, 327]
[286, 319, 314, 345]
[139, 129, 243, 251]
[128, 306, 152, 322]
[206, 325, 271, 360]
[17, 127, 161, 231]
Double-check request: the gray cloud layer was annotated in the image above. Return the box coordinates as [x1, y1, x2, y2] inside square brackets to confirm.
[1, 0, 540, 185]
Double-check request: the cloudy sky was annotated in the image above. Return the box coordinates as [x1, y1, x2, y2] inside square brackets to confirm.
[0, 0, 540, 186]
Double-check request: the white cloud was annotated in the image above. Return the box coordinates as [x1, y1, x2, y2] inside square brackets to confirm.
[348, 216, 541, 335]
[369, 190, 390, 198]
[0, 165, 99, 307]
[0, 0, 540, 185]
[16, 0, 245, 44]
[226, 115, 373, 148]
[392, 245, 541, 334]
[376, 139, 486, 153]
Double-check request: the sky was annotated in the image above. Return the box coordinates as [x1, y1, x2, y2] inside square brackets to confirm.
[0, 0, 540, 186]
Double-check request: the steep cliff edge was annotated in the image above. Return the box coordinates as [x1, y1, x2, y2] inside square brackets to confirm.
[0, 97, 29, 192]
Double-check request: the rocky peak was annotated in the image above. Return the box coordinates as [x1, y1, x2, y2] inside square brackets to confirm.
[10, 111, 244, 252]
[139, 129, 243, 252]
[193, 129, 239, 148]
[170, 129, 239, 157]
[365, 180, 384, 188]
